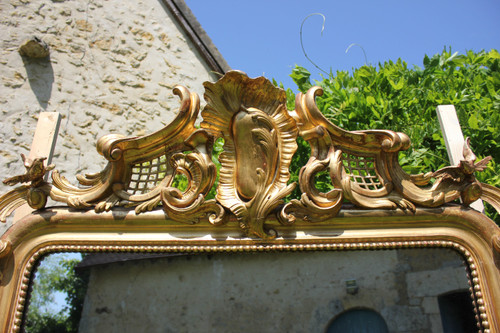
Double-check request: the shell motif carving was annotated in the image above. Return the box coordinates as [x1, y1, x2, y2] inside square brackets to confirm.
[201, 71, 298, 238]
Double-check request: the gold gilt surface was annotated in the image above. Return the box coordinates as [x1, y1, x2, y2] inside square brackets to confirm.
[0, 71, 499, 332]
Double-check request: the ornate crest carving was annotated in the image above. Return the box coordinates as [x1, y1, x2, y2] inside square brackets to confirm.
[201, 71, 298, 238]
[1, 70, 499, 239]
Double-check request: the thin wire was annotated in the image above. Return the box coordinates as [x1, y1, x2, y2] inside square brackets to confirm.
[300, 13, 329, 75]
[345, 43, 369, 66]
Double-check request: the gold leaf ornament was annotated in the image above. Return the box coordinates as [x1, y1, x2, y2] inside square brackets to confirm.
[201, 71, 298, 238]
[1, 71, 500, 239]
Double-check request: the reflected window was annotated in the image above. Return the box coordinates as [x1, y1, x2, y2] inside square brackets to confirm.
[438, 290, 476, 333]
[326, 308, 389, 333]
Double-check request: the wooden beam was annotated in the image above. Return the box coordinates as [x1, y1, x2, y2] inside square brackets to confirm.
[13, 112, 61, 223]
[436, 105, 485, 212]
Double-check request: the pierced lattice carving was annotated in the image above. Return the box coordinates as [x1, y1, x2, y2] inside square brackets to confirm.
[127, 155, 169, 195]
[341, 153, 383, 191]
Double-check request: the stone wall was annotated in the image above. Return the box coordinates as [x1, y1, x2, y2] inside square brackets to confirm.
[78, 249, 469, 333]
[0, 0, 219, 232]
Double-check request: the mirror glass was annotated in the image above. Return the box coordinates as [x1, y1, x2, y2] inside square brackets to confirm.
[24, 253, 85, 332]
[26, 248, 476, 333]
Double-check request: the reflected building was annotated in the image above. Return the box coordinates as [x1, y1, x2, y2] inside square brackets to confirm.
[77, 249, 475, 332]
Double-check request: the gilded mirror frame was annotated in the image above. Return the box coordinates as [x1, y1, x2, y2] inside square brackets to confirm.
[1, 71, 499, 332]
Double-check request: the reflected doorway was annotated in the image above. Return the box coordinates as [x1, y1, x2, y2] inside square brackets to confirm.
[438, 290, 476, 333]
[325, 308, 389, 333]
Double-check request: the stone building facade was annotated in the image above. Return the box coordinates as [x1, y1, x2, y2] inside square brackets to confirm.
[0, 0, 228, 233]
[77, 249, 472, 333]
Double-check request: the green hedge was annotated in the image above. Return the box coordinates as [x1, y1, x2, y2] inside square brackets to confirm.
[284, 48, 500, 223]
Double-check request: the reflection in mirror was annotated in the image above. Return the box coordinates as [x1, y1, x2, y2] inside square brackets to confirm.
[26, 249, 476, 332]
[24, 253, 87, 333]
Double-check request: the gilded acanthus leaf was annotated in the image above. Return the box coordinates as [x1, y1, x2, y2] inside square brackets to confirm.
[201, 71, 298, 238]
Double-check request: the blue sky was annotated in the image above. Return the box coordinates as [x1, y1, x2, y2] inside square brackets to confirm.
[185, 0, 500, 89]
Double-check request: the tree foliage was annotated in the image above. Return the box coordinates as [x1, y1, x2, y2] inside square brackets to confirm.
[286, 48, 500, 222]
[25, 254, 89, 333]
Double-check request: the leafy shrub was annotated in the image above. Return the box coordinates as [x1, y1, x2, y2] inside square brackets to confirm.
[25, 254, 89, 333]
[285, 48, 500, 222]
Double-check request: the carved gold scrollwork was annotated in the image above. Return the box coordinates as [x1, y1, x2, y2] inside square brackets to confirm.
[388, 137, 496, 210]
[201, 71, 298, 238]
[1, 70, 499, 239]
[0, 239, 11, 260]
[0, 155, 54, 222]
[482, 183, 500, 214]
[280, 150, 343, 224]
[283, 86, 414, 223]
[161, 129, 226, 225]
[49, 85, 205, 212]
[285, 85, 500, 219]
[0, 85, 223, 225]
